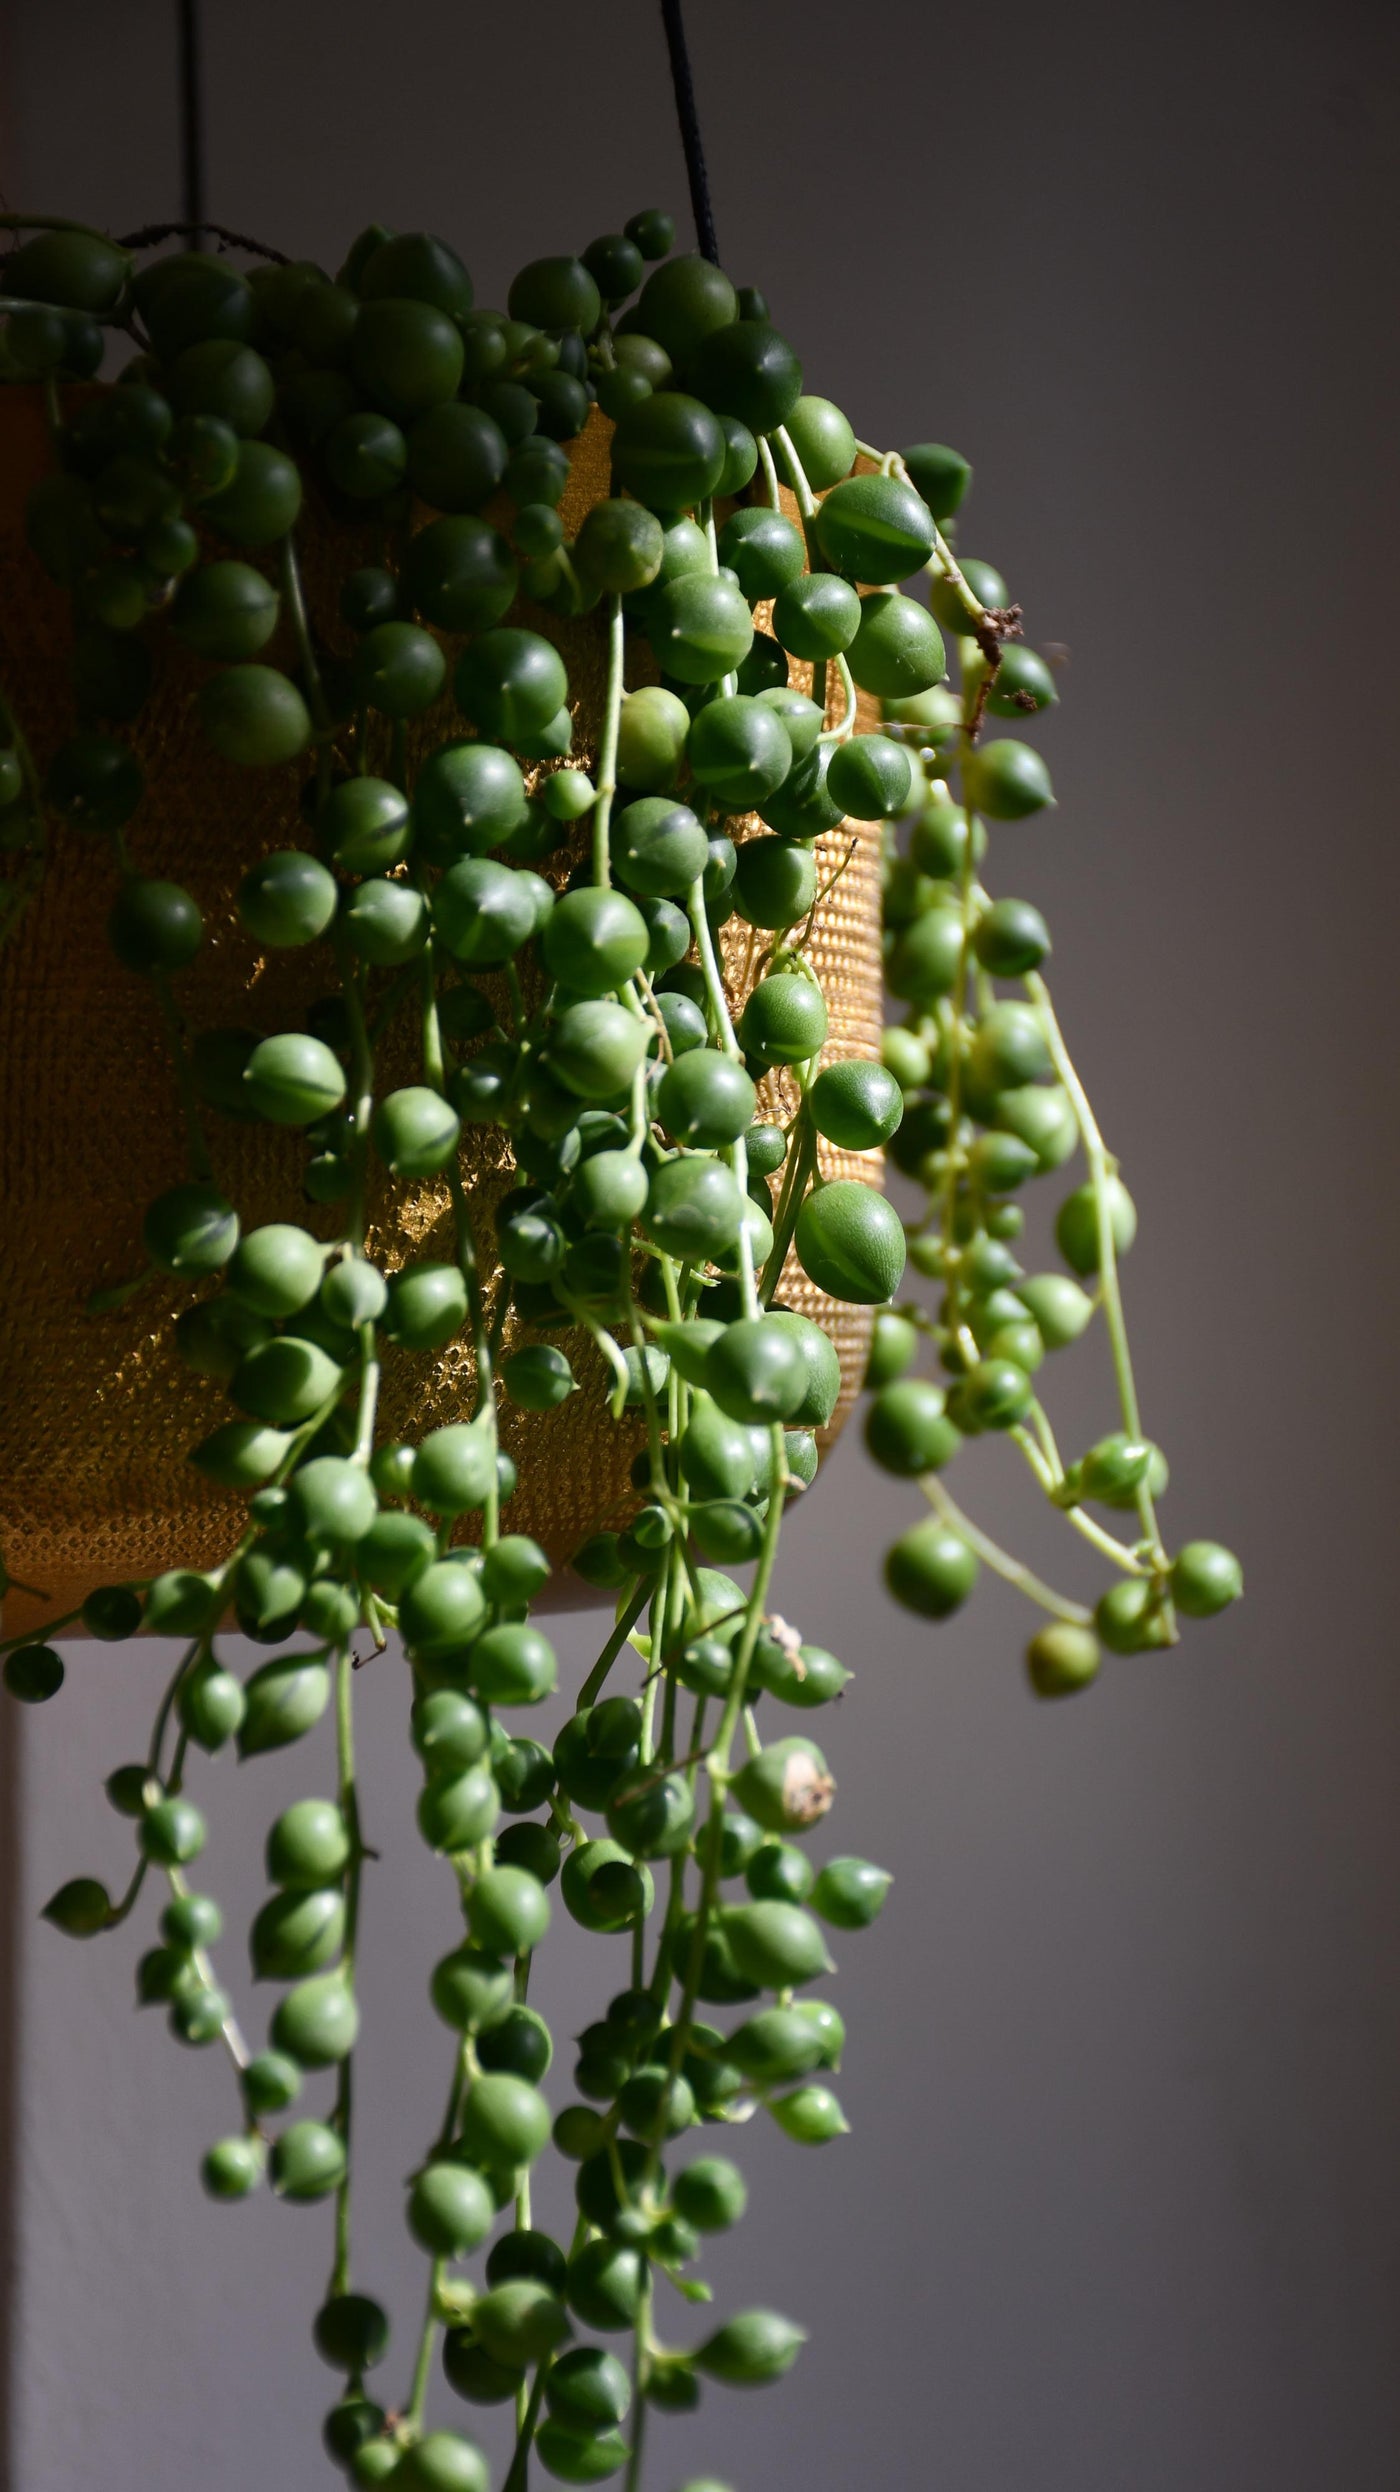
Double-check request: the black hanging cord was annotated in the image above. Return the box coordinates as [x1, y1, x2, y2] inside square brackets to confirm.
[114, 5, 288, 262]
[176, 0, 207, 243]
[659, 0, 719, 265]
[113, 218, 290, 261]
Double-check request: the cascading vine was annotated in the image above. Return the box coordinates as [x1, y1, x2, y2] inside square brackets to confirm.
[0, 207, 1241, 2492]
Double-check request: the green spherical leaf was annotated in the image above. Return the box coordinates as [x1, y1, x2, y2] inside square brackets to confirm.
[471, 1623, 557, 1707]
[241, 2049, 302, 2115]
[350, 296, 465, 420]
[270, 2119, 346, 2201]
[271, 1971, 359, 2068]
[454, 628, 568, 745]
[884, 1519, 979, 1619]
[353, 622, 447, 720]
[685, 319, 803, 435]
[900, 441, 971, 521]
[251, 1887, 346, 1981]
[649, 572, 753, 685]
[9, 227, 130, 313]
[404, 514, 517, 632]
[864, 1378, 959, 1477]
[566, 2241, 645, 2332]
[243, 1032, 346, 1125]
[808, 1059, 903, 1153]
[730, 1739, 834, 1836]
[238, 1656, 331, 1756]
[411, 1425, 496, 1519]
[142, 1180, 239, 1276]
[814, 473, 935, 584]
[715, 508, 806, 602]
[738, 973, 828, 1067]
[963, 738, 1056, 820]
[642, 1157, 744, 1264]
[809, 1856, 891, 1930]
[732, 835, 814, 930]
[407, 2159, 494, 2256]
[42, 1877, 112, 1937]
[611, 390, 726, 511]
[826, 732, 913, 822]
[430, 1942, 515, 2034]
[635, 255, 735, 359]
[1171, 1541, 1243, 1618]
[795, 1179, 906, 1304]
[361, 231, 474, 316]
[616, 685, 690, 790]
[108, 877, 203, 973]
[139, 1795, 206, 1867]
[201, 2135, 264, 2198]
[177, 1657, 247, 1751]
[459, 2073, 552, 2169]
[768, 2083, 849, 2144]
[172, 560, 279, 659]
[695, 2308, 806, 2384]
[783, 396, 856, 491]
[847, 592, 946, 700]
[575, 497, 665, 595]
[238, 850, 337, 947]
[1055, 1177, 1137, 1276]
[771, 572, 860, 663]
[231, 1334, 345, 1426]
[371, 1085, 461, 1179]
[4, 1643, 64, 1704]
[704, 1316, 810, 1425]
[1096, 1578, 1174, 1654]
[1026, 1622, 1102, 1697]
[417, 1765, 499, 1854]
[201, 442, 302, 546]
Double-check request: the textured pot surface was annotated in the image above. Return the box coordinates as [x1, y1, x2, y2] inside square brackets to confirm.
[0, 394, 884, 1636]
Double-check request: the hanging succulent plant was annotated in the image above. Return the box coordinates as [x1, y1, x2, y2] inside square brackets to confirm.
[0, 190, 1239, 2492]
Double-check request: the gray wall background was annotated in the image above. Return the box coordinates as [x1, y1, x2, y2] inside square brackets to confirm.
[4, 1, 1400, 2486]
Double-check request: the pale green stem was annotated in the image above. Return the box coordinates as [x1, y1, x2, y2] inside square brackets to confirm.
[922, 519, 996, 639]
[762, 1116, 818, 1307]
[621, 2273, 653, 2492]
[684, 879, 759, 1312]
[772, 425, 818, 521]
[329, 1641, 362, 2297]
[405, 2264, 445, 2434]
[1025, 973, 1166, 1569]
[935, 766, 982, 1356]
[163, 1861, 250, 2075]
[353, 1321, 381, 1465]
[592, 594, 625, 886]
[668, 1428, 788, 2070]
[333, 941, 375, 1254]
[278, 530, 332, 736]
[446, 1165, 500, 1548]
[1063, 1502, 1147, 1573]
[687, 875, 738, 1055]
[817, 652, 857, 744]
[502, 2357, 553, 2492]
[578, 1579, 653, 1709]
[405, 2045, 471, 2430]
[921, 1478, 1092, 1625]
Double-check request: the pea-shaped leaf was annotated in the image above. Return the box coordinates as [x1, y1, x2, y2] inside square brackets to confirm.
[237, 1656, 330, 1757]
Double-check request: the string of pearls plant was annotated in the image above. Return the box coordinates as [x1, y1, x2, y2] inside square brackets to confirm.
[0, 205, 1241, 2491]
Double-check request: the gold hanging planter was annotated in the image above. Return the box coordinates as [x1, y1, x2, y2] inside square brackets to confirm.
[0, 396, 885, 1637]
